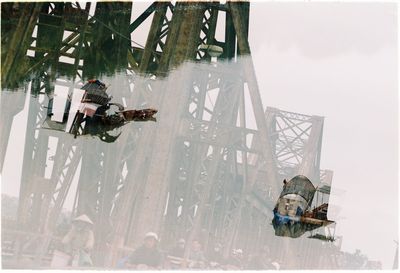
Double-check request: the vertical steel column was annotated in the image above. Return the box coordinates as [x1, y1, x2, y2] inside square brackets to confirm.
[1, 3, 42, 88]
[228, 1, 280, 193]
[0, 3, 41, 171]
[139, 2, 171, 74]
[157, 2, 205, 74]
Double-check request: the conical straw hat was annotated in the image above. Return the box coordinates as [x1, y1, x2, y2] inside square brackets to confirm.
[73, 214, 93, 225]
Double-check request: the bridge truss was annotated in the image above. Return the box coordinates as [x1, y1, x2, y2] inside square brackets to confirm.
[1, 1, 335, 269]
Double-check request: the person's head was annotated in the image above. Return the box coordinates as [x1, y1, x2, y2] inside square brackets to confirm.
[214, 243, 222, 252]
[232, 248, 243, 258]
[143, 232, 159, 248]
[191, 240, 202, 251]
[177, 238, 185, 249]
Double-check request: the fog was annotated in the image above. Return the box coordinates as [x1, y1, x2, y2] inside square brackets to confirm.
[1, 1, 398, 270]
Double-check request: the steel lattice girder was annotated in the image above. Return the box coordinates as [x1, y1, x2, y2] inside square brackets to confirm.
[106, 3, 260, 259]
[17, 1, 92, 231]
[266, 107, 325, 183]
[15, 77, 83, 265]
[5, 1, 337, 267]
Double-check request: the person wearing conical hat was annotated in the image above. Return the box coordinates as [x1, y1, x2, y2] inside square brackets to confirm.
[61, 214, 95, 267]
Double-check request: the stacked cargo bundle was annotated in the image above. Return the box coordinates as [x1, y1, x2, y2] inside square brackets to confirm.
[81, 79, 111, 106]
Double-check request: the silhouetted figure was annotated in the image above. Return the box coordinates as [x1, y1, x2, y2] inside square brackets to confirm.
[61, 214, 94, 267]
[207, 243, 224, 265]
[225, 248, 245, 270]
[169, 238, 185, 258]
[188, 240, 207, 269]
[126, 232, 163, 269]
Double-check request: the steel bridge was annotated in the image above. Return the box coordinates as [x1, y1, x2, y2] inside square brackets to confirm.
[1, 1, 338, 269]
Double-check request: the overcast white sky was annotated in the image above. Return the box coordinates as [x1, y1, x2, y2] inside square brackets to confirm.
[0, 1, 398, 269]
[249, 2, 398, 269]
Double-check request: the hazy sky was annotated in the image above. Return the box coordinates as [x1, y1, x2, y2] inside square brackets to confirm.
[1, 1, 398, 269]
[249, 2, 398, 268]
